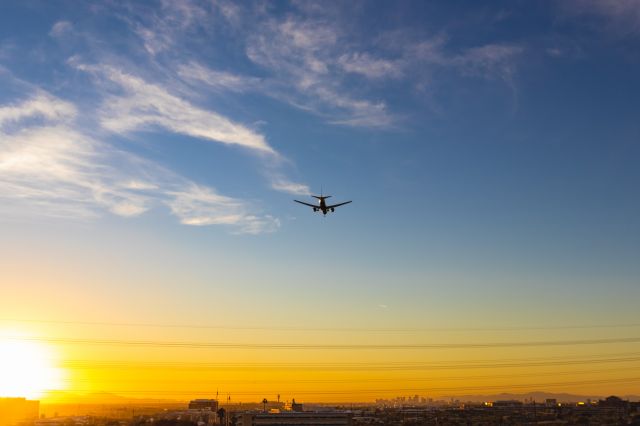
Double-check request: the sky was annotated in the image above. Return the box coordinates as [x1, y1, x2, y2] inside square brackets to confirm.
[1, 0, 640, 403]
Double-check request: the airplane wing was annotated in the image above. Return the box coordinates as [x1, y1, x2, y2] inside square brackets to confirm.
[326, 200, 352, 209]
[294, 200, 319, 208]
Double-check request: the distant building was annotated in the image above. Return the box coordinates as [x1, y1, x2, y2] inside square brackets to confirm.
[291, 399, 304, 412]
[189, 398, 219, 411]
[599, 396, 627, 408]
[545, 398, 557, 407]
[492, 400, 523, 407]
[237, 411, 352, 426]
[0, 397, 40, 425]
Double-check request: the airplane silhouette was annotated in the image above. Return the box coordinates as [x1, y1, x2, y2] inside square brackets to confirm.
[294, 193, 352, 215]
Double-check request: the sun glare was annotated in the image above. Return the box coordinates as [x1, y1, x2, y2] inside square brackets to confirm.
[0, 331, 64, 399]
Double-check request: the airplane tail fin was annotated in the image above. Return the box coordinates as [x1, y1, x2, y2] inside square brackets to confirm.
[312, 195, 331, 200]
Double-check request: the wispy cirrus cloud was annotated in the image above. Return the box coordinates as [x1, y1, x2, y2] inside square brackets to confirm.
[49, 21, 73, 38]
[129, 0, 211, 56]
[177, 62, 262, 93]
[135, 26, 173, 56]
[0, 92, 279, 233]
[167, 184, 279, 233]
[268, 175, 310, 195]
[244, 16, 395, 128]
[76, 61, 308, 196]
[73, 62, 275, 154]
[0, 120, 150, 219]
[451, 44, 523, 82]
[180, 61, 393, 130]
[123, 1, 525, 132]
[338, 53, 404, 80]
[0, 92, 76, 129]
[560, 0, 640, 36]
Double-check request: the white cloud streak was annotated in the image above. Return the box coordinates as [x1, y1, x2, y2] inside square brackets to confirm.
[131, 0, 211, 56]
[118, 1, 526, 134]
[178, 62, 261, 93]
[338, 53, 403, 80]
[74, 63, 274, 154]
[563, 0, 640, 35]
[0, 93, 279, 233]
[85, 63, 308, 198]
[269, 176, 311, 195]
[167, 184, 279, 234]
[0, 93, 76, 129]
[0, 124, 147, 219]
[244, 16, 395, 128]
[451, 44, 523, 81]
[49, 21, 73, 38]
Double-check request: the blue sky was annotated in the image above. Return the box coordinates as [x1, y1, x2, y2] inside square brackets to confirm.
[1, 0, 640, 332]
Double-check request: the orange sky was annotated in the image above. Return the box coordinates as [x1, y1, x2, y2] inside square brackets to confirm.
[3, 0, 640, 408]
[2, 319, 639, 403]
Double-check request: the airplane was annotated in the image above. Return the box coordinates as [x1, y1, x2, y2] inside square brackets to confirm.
[294, 193, 352, 215]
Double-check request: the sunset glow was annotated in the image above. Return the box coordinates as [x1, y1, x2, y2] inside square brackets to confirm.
[1, 1, 640, 419]
[0, 331, 64, 399]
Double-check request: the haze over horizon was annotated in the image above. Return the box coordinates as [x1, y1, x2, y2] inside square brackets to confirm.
[1, 0, 640, 404]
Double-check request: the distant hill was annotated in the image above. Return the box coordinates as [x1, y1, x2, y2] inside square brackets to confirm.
[442, 391, 640, 403]
[40, 390, 640, 406]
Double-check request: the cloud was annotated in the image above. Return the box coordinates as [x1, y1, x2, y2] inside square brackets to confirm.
[181, 58, 394, 129]
[452, 44, 523, 81]
[178, 62, 261, 93]
[216, 1, 242, 27]
[243, 13, 520, 126]
[269, 176, 310, 195]
[130, 0, 211, 56]
[122, 180, 159, 191]
[0, 93, 76, 129]
[74, 63, 275, 154]
[0, 124, 147, 219]
[70, 58, 310, 200]
[0, 93, 279, 234]
[125, 3, 522, 131]
[402, 34, 523, 81]
[167, 184, 280, 233]
[338, 53, 403, 79]
[562, 0, 640, 35]
[135, 26, 173, 56]
[245, 15, 396, 128]
[49, 21, 73, 38]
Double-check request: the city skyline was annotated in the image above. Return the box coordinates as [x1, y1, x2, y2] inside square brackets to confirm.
[1, 0, 640, 403]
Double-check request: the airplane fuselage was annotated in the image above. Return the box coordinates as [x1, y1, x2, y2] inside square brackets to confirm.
[314, 197, 333, 215]
[294, 194, 351, 215]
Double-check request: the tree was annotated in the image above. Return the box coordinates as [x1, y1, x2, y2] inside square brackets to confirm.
[217, 407, 226, 424]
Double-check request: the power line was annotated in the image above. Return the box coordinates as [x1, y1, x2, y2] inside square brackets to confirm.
[3, 317, 640, 333]
[60, 349, 640, 364]
[12, 335, 640, 350]
[57, 365, 640, 385]
[59, 353, 640, 371]
[49, 376, 640, 397]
